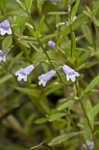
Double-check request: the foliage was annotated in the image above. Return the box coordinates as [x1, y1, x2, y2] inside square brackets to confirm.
[0, 0, 99, 149]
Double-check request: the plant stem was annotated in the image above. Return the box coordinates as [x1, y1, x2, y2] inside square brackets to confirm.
[67, 0, 73, 57]
[70, 22, 73, 57]
[75, 82, 94, 141]
[27, 13, 67, 97]
[37, 38, 64, 83]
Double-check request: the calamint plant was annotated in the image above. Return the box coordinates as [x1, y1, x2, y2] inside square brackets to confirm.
[0, 0, 99, 150]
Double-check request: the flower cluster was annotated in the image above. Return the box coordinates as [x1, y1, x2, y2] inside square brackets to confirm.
[14, 64, 80, 86]
[0, 19, 80, 86]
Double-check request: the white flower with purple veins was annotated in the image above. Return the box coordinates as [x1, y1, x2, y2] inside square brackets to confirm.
[38, 70, 56, 87]
[48, 40, 55, 48]
[62, 65, 80, 82]
[0, 19, 12, 35]
[83, 140, 94, 150]
[0, 48, 10, 62]
[15, 65, 34, 82]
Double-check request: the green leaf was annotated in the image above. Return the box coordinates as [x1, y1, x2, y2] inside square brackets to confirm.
[15, 87, 40, 98]
[71, 0, 80, 18]
[0, 74, 12, 84]
[77, 61, 99, 71]
[77, 50, 90, 65]
[24, 0, 33, 11]
[48, 112, 66, 122]
[93, 16, 99, 27]
[0, 140, 27, 150]
[0, 0, 6, 13]
[72, 14, 88, 31]
[57, 100, 74, 111]
[37, 0, 46, 14]
[79, 118, 91, 139]
[91, 104, 99, 117]
[12, 15, 27, 36]
[16, 0, 26, 10]
[60, 14, 89, 36]
[39, 97, 50, 114]
[45, 82, 63, 96]
[93, 1, 99, 15]
[48, 132, 79, 146]
[18, 40, 30, 48]
[35, 118, 48, 124]
[8, 52, 23, 70]
[83, 7, 91, 18]
[2, 36, 12, 50]
[41, 33, 56, 41]
[81, 24, 93, 45]
[72, 32, 76, 55]
[37, 15, 45, 34]
[85, 100, 94, 129]
[82, 75, 99, 96]
[32, 49, 47, 62]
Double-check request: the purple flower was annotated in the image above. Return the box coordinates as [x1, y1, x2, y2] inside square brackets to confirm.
[15, 64, 34, 82]
[48, 41, 55, 48]
[0, 48, 10, 62]
[0, 19, 12, 35]
[83, 140, 94, 150]
[38, 70, 56, 87]
[62, 65, 80, 82]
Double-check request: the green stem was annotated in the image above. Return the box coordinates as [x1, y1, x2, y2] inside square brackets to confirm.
[37, 39, 64, 83]
[44, 18, 54, 32]
[67, 0, 73, 57]
[27, 13, 67, 97]
[75, 82, 94, 141]
[70, 22, 73, 57]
